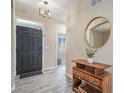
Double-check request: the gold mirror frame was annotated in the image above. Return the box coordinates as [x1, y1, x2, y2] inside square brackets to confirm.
[85, 16, 111, 48]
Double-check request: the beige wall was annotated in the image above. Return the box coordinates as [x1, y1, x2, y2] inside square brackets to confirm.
[43, 21, 60, 69]
[66, 0, 113, 75]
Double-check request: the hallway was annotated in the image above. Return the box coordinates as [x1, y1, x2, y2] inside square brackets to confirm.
[12, 67, 75, 93]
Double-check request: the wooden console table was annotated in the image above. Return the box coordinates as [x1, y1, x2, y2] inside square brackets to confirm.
[72, 59, 112, 93]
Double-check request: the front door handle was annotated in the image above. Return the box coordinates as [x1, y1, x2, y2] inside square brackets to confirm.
[39, 47, 42, 50]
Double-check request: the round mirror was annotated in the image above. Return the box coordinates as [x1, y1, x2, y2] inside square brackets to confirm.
[85, 17, 111, 48]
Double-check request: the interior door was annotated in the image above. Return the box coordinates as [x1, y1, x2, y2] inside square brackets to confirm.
[16, 26, 42, 75]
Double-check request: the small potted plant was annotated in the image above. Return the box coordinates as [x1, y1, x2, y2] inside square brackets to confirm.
[86, 48, 96, 63]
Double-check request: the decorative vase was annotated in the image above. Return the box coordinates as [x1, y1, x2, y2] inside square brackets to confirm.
[87, 58, 93, 63]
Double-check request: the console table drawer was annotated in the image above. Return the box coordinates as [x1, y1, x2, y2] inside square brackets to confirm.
[73, 69, 81, 77]
[89, 76, 101, 88]
[80, 72, 89, 81]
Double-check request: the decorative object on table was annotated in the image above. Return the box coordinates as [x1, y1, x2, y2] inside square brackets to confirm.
[86, 48, 96, 63]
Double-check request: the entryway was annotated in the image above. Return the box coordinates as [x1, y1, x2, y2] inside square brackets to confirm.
[16, 20, 43, 78]
[56, 26, 66, 67]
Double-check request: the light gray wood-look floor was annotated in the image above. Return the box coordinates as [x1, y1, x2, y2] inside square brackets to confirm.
[12, 66, 75, 93]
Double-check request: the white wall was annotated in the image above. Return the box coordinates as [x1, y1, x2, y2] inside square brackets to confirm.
[11, 0, 16, 91]
[66, 0, 113, 75]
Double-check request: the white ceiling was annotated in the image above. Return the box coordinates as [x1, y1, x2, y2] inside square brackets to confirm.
[15, 0, 76, 22]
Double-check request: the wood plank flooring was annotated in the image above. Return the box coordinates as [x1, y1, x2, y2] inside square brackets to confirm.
[12, 66, 75, 93]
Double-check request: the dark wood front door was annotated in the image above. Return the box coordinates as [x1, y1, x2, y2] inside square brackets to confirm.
[16, 26, 42, 75]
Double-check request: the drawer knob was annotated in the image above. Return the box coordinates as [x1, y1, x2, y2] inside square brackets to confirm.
[92, 80, 97, 85]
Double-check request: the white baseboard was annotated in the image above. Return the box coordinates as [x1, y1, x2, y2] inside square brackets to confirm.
[43, 66, 57, 71]
[15, 75, 20, 80]
[65, 73, 72, 78]
[11, 84, 15, 91]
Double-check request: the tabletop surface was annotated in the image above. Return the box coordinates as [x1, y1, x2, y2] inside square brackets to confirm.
[72, 59, 112, 70]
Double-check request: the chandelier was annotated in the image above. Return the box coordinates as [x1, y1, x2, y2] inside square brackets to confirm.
[39, 0, 51, 18]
